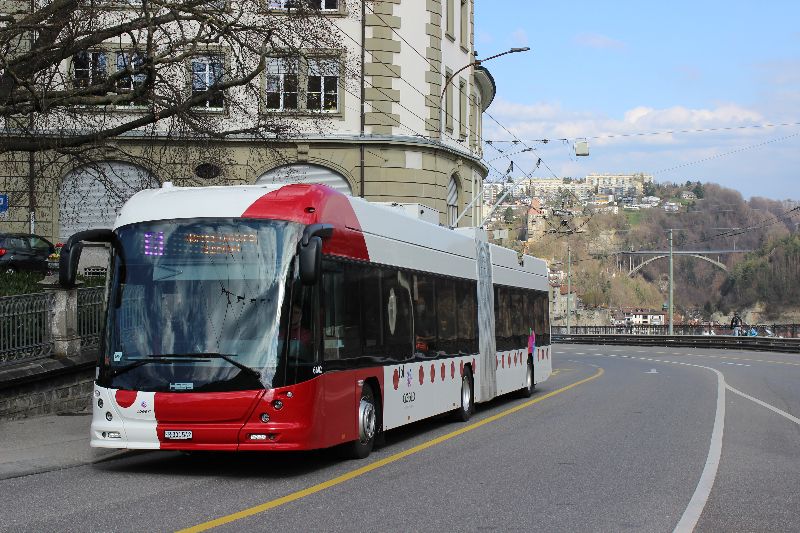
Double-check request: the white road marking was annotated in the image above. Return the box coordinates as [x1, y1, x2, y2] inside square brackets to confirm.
[673, 365, 726, 533]
[585, 351, 726, 533]
[727, 385, 800, 426]
[645, 369, 659, 374]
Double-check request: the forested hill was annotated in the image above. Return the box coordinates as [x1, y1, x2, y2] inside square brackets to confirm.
[720, 234, 800, 314]
[529, 182, 800, 321]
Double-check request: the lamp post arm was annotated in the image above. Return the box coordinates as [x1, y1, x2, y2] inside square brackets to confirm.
[440, 61, 479, 101]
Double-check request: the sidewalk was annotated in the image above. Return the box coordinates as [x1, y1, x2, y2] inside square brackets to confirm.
[0, 413, 126, 480]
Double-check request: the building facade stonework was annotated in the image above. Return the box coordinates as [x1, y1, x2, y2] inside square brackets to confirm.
[0, 0, 495, 242]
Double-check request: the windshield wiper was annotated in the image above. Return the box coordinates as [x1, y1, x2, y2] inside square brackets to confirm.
[153, 353, 262, 380]
[110, 353, 262, 380]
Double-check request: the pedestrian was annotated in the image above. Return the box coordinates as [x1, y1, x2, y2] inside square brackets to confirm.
[730, 312, 743, 336]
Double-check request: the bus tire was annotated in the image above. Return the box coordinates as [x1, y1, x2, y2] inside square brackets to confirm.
[518, 358, 535, 398]
[341, 383, 378, 460]
[453, 367, 474, 422]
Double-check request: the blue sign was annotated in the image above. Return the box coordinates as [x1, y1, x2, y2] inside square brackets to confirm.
[0, 194, 7, 213]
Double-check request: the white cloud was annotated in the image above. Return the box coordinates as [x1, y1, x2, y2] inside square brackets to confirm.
[481, 98, 800, 199]
[574, 33, 626, 50]
[509, 28, 529, 48]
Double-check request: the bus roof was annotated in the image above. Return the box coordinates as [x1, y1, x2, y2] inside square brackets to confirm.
[115, 183, 548, 290]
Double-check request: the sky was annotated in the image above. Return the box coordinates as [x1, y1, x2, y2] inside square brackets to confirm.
[475, 0, 800, 200]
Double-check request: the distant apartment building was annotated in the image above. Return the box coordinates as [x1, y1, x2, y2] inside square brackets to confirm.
[522, 178, 592, 201]
[585, 173, 653, 198]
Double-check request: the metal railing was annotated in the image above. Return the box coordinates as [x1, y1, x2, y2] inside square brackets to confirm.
[77, 287, 106, 348]
[552, 324, 800, 338]
[0, 292, 55, 364]
[553, 333, 800, 354]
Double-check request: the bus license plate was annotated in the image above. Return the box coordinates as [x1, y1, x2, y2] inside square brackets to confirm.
[164, 430, 192, 440]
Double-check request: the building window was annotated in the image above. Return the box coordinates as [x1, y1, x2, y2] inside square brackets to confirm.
[191, 55, 224, 109]
[115, 52, 147, 106]
[444, 68, 453, 132]
[310, 0, 338, 9]
[73, 51, 107, 88]
[269, 0, 338, 10]
[265, 57, 299, 110]
[460, 0, 469, 47]
[446, 0, 454, 39]
[447, 176, 459, 226]
[264, 55, 340, 114]
[307, 58, 339, 112]
[459, 78, 467, 140]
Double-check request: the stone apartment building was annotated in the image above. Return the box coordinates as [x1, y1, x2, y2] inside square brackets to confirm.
[0, 0, 497, 242]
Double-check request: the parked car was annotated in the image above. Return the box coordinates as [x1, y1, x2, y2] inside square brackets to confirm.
[0, 233, 55, 274]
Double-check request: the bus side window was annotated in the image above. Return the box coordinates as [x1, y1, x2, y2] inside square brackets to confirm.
[436, 277, 457, 354]
[360, 265, 382, 353]
[511, 291, 525, 348]
[341, 263, 362, 358]
[321, 261, 344, 361]
[321, 260, 362, 361]
[495, 286, 512, 350]
[524, 291, 535, 341]
[456, 279, 477, 354]
[383, 268, 413, 361]
[413, 274, 436, 356]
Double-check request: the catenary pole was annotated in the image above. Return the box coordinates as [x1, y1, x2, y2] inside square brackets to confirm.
[669, 229, 674, 335]
[567, 244, 571, 334]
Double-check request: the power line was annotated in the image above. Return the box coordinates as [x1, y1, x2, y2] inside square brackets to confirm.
[484, 120, 800, 144]
[653, 132, 800, 175]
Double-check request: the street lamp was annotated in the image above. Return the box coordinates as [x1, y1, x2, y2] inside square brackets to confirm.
[440, 47, 529, 226]
[440, 47, 530, 102]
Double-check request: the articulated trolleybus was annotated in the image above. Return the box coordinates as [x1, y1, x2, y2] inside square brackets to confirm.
[60, 183, 551, 459]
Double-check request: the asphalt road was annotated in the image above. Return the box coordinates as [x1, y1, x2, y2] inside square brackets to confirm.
[1, 344, 798, 532]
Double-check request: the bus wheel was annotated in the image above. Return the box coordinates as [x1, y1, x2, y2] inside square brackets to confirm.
[454, 367, 474, 422]
[518, 358, 535, 398]
[342, 384, 377, 459]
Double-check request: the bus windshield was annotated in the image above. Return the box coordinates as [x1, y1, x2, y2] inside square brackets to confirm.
[100, 218, 304, 392]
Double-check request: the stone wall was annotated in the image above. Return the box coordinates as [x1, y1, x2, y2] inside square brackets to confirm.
[0, 352, 95, 420]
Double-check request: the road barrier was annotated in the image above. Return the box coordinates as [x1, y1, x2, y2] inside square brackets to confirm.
[553, 333, 800, 353]
[552, 324, 800, 337]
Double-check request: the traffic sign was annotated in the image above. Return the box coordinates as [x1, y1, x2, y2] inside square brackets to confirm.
[0, 194, 7, 213]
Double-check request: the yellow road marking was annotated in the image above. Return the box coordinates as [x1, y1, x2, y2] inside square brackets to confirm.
[177, 367, 604, 533]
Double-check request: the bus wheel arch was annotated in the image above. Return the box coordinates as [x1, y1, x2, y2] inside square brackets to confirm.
[454, 365, 474, 422]
[364, 377, 384, 444]
[518, 356, 535, 398]
[340, 379, 380, 459]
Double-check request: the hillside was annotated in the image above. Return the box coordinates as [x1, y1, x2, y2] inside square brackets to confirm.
[523, 182, 800, 322]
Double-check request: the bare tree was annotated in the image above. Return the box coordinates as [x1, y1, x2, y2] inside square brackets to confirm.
[0, 0, 351, 154]
[0, 0, 361, 237]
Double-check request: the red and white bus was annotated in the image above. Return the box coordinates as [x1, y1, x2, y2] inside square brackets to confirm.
[60, 183, 551, 458]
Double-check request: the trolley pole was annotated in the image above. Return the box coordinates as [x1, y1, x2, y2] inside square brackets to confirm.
[566, 244, 571, 335]
[668, 229, 674, 335]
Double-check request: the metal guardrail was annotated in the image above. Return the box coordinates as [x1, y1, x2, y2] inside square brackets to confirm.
[552, 324, 800, 337]
[0, 292, 55, 364]
[553, 333, 800, 353]
[77, 287, 106, 349]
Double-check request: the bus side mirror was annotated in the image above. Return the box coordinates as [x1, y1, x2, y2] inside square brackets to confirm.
[59, 229, 122, 288]
[297, 223, 333, 286]
[299, 236, 322, 285]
